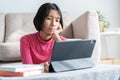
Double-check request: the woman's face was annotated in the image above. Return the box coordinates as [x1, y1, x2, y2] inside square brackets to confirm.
[42, 9, 60, 35]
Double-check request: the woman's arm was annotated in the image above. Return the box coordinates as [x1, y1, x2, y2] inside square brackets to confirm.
[20, 36, 33, 64]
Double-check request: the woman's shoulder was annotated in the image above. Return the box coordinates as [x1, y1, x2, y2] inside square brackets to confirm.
[20, 32, 38, 41]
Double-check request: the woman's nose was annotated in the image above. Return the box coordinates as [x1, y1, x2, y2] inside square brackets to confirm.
[51, 19, 56, 26]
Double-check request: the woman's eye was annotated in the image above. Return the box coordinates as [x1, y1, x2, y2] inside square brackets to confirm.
[46, 17, 52, 20]
[56, 19, 60, 22]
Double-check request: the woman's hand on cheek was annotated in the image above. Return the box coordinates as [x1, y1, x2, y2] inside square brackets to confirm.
[56, 23, 63, 34]
[51, 24, 63, 41]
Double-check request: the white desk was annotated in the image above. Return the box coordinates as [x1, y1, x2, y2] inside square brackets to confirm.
[0, 64, 120, 80]
[100, 32, 120, 59]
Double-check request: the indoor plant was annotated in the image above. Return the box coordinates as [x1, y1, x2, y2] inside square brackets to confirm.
[97, 11, 110, 32]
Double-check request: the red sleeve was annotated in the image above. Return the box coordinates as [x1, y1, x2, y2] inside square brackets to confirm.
[20, 36, 33, 64]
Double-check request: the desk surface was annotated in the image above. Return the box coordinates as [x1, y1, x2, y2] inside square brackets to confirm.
[0, 64, 120, 80]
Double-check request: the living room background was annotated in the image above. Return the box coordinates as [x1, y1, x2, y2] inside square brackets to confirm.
[0, 0, 119, 28]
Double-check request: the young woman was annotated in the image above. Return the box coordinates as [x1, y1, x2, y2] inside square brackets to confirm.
[20, 3, 66, 72]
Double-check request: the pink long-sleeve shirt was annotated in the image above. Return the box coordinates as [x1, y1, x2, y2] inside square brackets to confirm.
[20, 32, 66, 64]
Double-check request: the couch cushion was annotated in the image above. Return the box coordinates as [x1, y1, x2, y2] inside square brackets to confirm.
[72, 11, 89, 39]
[61, 23, 73, 38]
[0, 13, 5, 43]
[62, 11, 72, 28]
[5, 13, 37, 42]
[0, 42, 21, 61]
[6, 30, 28, 42]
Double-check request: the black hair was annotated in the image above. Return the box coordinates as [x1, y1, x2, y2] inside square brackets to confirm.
[33, 3, 63, 31]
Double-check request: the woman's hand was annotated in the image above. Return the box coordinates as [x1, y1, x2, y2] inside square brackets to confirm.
[44, 62, 50, 72]
[52, 24, 63, 41]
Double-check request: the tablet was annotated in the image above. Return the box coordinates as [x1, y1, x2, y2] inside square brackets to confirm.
[49, 39, 96, 72]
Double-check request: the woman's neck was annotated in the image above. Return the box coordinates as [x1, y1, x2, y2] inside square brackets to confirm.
[39, 31, 52, 41]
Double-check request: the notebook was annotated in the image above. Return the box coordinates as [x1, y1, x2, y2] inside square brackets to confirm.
[49, 39, 96, 72]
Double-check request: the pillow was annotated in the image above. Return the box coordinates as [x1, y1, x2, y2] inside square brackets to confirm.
[5, 30, 28, 42]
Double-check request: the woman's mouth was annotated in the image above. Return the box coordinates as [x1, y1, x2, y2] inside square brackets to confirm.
[50, 27, 56, 32]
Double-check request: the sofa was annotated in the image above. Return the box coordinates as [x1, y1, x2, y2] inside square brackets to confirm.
[0, 11, 101, 65]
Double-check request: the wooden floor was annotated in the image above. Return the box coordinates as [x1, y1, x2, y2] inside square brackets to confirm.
[100, 58, 120, 64]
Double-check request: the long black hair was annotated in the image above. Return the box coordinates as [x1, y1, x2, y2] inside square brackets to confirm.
[33, 3, 63, 31]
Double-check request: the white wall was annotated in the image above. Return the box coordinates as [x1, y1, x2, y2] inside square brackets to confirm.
[0, 0, 120, 28]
